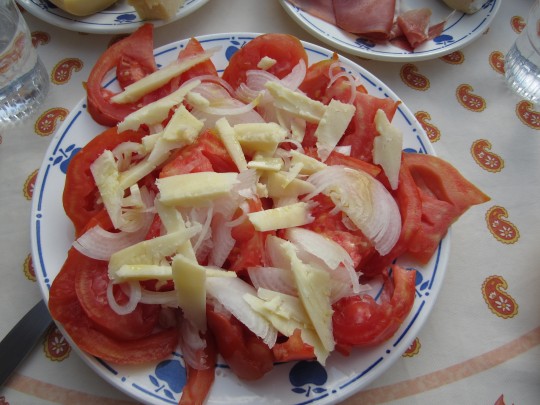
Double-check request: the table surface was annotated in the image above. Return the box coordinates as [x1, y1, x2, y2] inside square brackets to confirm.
[1, 1, 539, 404]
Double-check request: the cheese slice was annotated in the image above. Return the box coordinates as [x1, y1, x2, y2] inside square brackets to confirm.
[128, 0, 185, 20]
[90, 150, 123, 230]
[115, 264, 173, 281]
[373, 109, 403, 190]
[111, 52, 211, 104]
[215, 117, 248, 172]
[289, 150, 327, 175]
[315, 99, 356, 162]
[171, 254, 207, 332]
[247, 155, 284, 172]
[157, 172, 239, 207]
[247, 202, 313, 232]
[265, 171, 315, 199]
[49, 0, 117, 16]
[233, 122, 288, 155]
[117, 80, 200, 132]
[162, 104, 204, 143]
[265, 81, 326, 123]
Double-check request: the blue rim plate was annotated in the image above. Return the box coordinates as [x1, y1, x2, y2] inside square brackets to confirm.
[16, 0, 210, 34]
[30, 33, 450, 405]
[279, 0, 501, 62]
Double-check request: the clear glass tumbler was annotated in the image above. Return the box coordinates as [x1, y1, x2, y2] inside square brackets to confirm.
[505, 1, 540, 104]
[0, 0, 49, 128]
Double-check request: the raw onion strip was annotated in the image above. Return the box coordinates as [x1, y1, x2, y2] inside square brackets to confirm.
[106, 280, 142, 315]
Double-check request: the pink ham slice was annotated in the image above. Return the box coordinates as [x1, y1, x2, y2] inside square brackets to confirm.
[287, 0, 336, 25]
[397, 8, 432, 48]
[332, 0, 396, 40]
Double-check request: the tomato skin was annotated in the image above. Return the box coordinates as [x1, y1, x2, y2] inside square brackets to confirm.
[62, 127, 147, 237]
[206, 308, 274, 381]
[272, 329, 315, 362]
[222, 33, 308, 90]
[49, 248, 179, 364]
[332, 265, 416, 347]
[74, 255, 160, 340]
[179, 332, 217, 405]
[87, 24, 157, 126]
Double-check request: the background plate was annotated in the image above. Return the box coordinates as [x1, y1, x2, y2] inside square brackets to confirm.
[16, 0, 209, 34]
[30, 33, 450, 405]
[279, 0, 501, 61]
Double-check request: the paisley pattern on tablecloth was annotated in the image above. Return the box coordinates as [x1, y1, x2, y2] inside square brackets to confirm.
[23, 254, 36, 282]
[471, 139, 504, 172]
[482, 275, 519, 319]
[34, 107, 69, 136]
[485, 206, 520, 244]
[414, 111, 440, 142]
[440, 50, 464, 65]
[510, 16, 525, 33]
[51, 58, 83, 85]
[0, 396, 10, 405]
[515, 101, 540, 129]
[23, 169, 38, 200]
[489, 51, 505, 74]
[400, 64, 430, 90]
[43, 325, 71, 362]
[456, 84, 487, 112]
[402, 337, 421, 357]
[31, 30, 50, 47]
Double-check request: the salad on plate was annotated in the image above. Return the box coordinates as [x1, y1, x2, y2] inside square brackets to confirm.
[42, 26, 490, 404]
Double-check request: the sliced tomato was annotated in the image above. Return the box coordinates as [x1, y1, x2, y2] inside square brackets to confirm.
[362, 155, 422, 276]
[272, 329, 315, 362]
[174, 37, 218, 86]
[206, 308, 274, 381]
[159, 146, 214, 178]
[299, 55, 339, 101]
[49, 248, 178, 364]
[222, 33, 308, 90]
[179, 332, 217, 405]
[72, 250, 160, 340]
[63, 127, 147, 237]
[230, 198, 262, 243]
[332, 264, 416, 347]
[339, 92, 400, 163]
[86, 24, 158, 126]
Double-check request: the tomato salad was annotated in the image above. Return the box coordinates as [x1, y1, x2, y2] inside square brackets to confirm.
[50, 25, 489, 405]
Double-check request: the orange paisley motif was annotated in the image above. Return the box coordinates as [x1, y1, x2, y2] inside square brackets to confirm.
[51, 58, 83, 85]
[471, 139, 504, 173]
[31, 31, 50, 47]
[23, 254, 36, 282]
[440, 50, 464, 64]
[44, 325, 71, 361]
[516, 100, 540, 129]
[489, 51, 505, 75]
[34, 107, 68, 136]
[456, 84, 486, 112]
[486, 206, 520, 244]
[511, 16, 526, 34]
[23, 168, 38, 200]
[482, 275, 518, 319]
[400, 64, 430, 91]
[402, 337, 421, 357]
[414, 111, 440, 142]
[494, 394, 514, 405]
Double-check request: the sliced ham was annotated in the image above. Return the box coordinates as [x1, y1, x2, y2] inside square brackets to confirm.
[287, 0, 336, 25]
[396, 8, 432, 49]
[332, 0, 396, 40]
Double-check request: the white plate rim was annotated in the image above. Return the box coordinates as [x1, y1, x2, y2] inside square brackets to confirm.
[30, 32, 450, 405]
[16, 0, 210, 34]
[279, 0, 501, 62]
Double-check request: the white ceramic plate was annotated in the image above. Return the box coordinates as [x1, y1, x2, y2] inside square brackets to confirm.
[30, 33, 450, 405]
[16, 0, 209, 34]
[279, 0, 501, 61]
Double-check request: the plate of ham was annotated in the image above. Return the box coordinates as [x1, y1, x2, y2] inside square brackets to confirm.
[279, 0, 501, 61]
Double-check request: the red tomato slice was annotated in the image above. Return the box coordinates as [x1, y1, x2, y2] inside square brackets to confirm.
[332, 264, 416, 347]
[63, 127, 147, 237]
[74, 254, 160, 341]
[49, 248, 179, 364]
[179, 332, 217, 405]
[272, 329, 315, 362]
[222, 33, 308, 90]
[87, 24, 158, 126]
[206, 308, 274, 381]
[173, 37, 218, 87]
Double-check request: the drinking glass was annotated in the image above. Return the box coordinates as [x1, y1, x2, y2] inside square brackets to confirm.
[0, 0, 49, 128]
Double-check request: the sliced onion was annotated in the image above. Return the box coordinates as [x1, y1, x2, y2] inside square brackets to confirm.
[280, 60, 307, 90]
[208, 214, 236, 268]
[107, 280, 142, 315]
[140, 289, 178, 306]
[205, 276, 277, 347]
[180, 318, 210, 370]
[73, 222, 151, 261]
[305, 166, 401, 256]
[247, 266, 297, 296]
